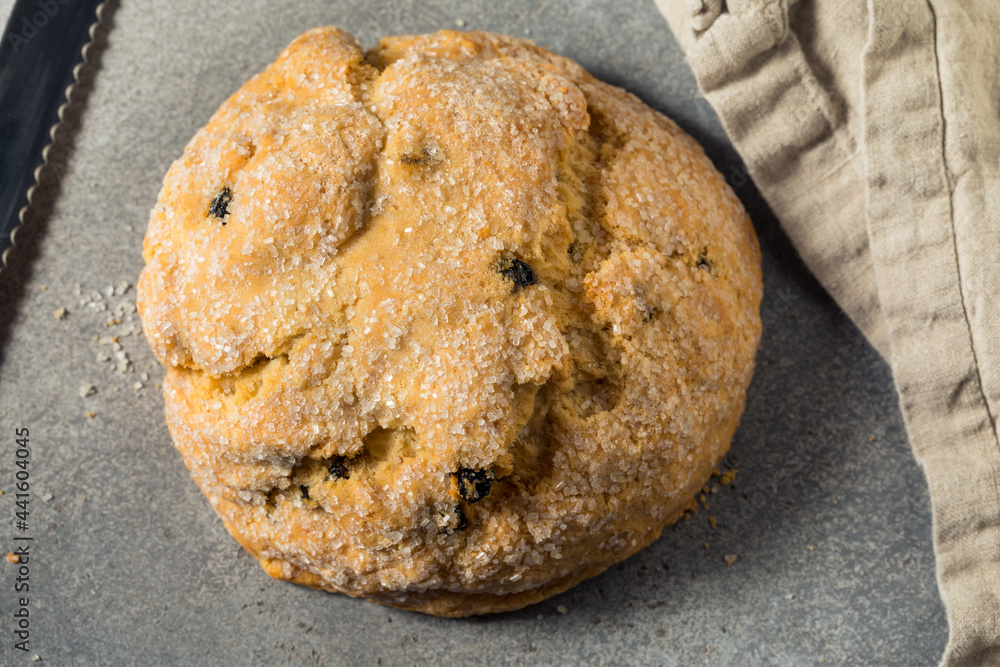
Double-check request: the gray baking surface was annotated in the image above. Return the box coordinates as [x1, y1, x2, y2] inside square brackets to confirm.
[0, 0, 946, 664]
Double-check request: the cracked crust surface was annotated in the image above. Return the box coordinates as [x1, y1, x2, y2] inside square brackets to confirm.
[136, 27, 762, 617]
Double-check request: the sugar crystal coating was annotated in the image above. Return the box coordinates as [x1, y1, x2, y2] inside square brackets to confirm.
[136, 27, 762, 617]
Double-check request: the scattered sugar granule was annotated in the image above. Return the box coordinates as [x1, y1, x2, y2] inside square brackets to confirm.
[53, 307, 67, 320]
[79, 384, 97, 398]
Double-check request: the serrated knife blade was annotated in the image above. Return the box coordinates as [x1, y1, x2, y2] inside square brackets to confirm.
[0, 0, 104, 273]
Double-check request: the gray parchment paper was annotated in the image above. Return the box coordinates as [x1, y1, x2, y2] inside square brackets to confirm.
[0, 1, 946, 664]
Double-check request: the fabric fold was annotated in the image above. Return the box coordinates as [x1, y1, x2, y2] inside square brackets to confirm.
[655, 0, 1000, 663]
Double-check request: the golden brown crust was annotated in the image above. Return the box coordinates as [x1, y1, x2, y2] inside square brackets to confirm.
[137, 27, 762, 617]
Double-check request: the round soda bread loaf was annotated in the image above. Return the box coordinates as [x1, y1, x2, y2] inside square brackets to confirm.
[137, 27, 762, 617]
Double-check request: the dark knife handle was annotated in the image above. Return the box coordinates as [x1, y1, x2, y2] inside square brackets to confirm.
[0, 0, 104, 268]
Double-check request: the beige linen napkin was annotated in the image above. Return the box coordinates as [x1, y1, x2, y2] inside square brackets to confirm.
[654, 0, 1000, 664]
